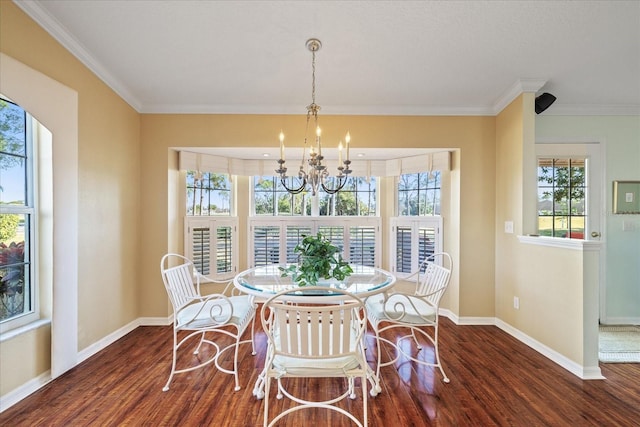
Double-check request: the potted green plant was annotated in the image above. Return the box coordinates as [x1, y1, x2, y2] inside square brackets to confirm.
[279, 232, 353, 287]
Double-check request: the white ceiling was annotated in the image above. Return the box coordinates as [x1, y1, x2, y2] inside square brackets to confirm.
[14, 0, 640, 159]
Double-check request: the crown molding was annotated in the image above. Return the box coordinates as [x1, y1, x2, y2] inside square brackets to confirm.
[542, 104, 640, 116]
[139, 103, 496, 116]
[14, 0, 143, 111]
[491, 79, 547, 114]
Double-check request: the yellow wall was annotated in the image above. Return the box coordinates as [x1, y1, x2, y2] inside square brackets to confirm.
[494, 94, 592, 367]
[1, 1, 141, 394]
[139, 114, 497, 319]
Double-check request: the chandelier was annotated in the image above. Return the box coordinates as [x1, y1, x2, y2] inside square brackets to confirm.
[276, 38, 352, 196]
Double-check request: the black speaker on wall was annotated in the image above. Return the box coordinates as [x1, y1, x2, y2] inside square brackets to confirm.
[535, 92, 557, 114]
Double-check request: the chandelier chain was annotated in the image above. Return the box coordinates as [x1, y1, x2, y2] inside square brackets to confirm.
[311, 48, 316, 108]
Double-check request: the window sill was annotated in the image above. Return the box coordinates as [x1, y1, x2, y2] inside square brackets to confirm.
[0, 318, 51, 342]
[517, 235, 602, 251]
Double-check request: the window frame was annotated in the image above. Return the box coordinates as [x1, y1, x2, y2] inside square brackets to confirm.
[0, 100, 39, 333]
[536, 156, 588, 239]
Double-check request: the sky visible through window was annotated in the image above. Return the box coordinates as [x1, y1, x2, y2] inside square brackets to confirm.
[0, 99, 26, 205]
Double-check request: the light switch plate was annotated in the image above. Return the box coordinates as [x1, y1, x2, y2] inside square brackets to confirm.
[504, 221, 514, 234]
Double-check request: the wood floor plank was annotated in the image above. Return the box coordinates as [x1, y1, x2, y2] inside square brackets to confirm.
[2, 318, 640, 426]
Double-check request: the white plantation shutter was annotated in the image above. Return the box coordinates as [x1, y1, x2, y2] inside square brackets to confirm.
[390, 217, 442, 276]
[248, 218, 380, 267]
[285, 225, 313, 263]
[252, 225, 281, 266]
[348, 225, 378, 267]
[184, 217, 238, 279]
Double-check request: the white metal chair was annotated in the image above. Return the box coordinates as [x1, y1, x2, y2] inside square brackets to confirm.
[160, 253, 256, 392]
[260, 287, 372, 427]
[366, 252, 453, 384]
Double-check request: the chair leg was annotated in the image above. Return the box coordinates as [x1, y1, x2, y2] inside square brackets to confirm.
[162, 327, 179, 392]
[374, 330, 383, 381]
[250, 314, 257, 356]
[433, 325, 450, 383]
[263, 375, 271, 427]
[348, 377, 356, 399]
[253, 369, 266, 399]
[366, 366, 381, 397]
[361, 373, 369, 427]
[276, 378, 284, 399]
[232, 333, 241, 391]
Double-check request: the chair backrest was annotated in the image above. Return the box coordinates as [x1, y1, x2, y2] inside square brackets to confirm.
[160, 253, 199, 311]
[262, 288, 366, 359]
[416, 252, 452, 307]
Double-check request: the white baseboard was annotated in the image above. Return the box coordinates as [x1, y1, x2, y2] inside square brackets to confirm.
[494, 319, 604, 380]
[77, 319, 139, 364]
[77, 317, 171, 363]
[446, 313, 604, 380]
[139, 316, 173, 326]
[0, 371, 51, 413]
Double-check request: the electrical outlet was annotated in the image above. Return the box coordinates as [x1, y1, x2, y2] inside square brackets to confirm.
[513, 296, 520, 310]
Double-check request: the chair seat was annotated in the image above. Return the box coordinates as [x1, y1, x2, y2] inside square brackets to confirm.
[366, 293, 437, 325]
[177, 295, 253, 329]
[271, 329, 362, 374]
[272, 354, 362, 375]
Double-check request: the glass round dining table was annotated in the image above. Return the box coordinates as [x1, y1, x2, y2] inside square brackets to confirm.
[233, 264, 396, 302]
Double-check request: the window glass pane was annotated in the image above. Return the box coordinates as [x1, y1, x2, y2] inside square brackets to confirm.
[538, 216, 553, 237]
[537, 188, 553, 215]
[186, 172, 231, 216]
[254, 176, 276, 215]
[254, 176, 309, 216]
[0, 99, 27, 206]
[426, 189, 440, 215]
[553, 216, 569, 238]
[398, 172, 440, 217]
[318, 176, 376, 216]
[0, 99, 26, 156]
[0, 155, 26, 206]
[554, 194, 569, 215]
[1, 213, 31, 320]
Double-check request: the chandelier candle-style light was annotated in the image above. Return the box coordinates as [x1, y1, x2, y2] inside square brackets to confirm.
[276, 38, 352, 196]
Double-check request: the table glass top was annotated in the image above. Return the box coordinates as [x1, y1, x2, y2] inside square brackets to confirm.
[234, 264, 395, 297]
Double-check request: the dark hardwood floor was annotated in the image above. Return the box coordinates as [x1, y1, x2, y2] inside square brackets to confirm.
[2, 317, 639, 426]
